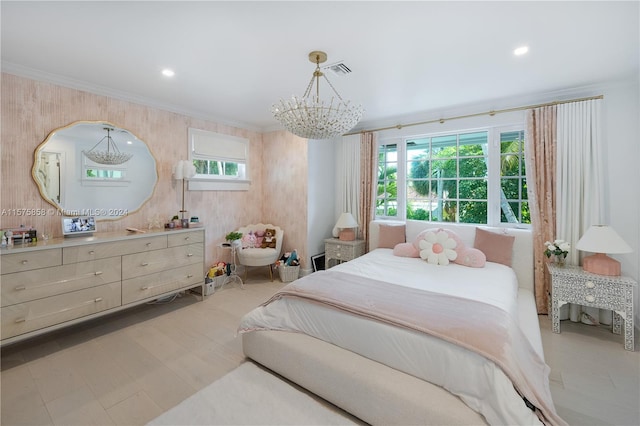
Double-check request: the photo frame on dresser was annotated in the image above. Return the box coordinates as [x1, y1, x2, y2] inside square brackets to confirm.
[311, 253, 325, 272]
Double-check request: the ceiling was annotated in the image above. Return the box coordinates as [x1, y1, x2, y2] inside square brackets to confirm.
[2, 1, 638, 133]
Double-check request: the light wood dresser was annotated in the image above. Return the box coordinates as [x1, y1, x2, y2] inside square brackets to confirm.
[1, 228, 205, 346]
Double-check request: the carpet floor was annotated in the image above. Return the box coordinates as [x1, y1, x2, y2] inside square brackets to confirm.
[147, 361, 362, 425]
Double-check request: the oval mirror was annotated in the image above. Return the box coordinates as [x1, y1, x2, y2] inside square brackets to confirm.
[32, 121, 158, 220]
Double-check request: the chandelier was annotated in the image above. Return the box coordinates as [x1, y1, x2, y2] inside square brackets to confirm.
[83, 127, 133, 165]
[271, 51, 364, 139]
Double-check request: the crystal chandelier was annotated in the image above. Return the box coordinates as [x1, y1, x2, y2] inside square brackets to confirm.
[272, 51, 364, 139]
[83, 127, 133, 165]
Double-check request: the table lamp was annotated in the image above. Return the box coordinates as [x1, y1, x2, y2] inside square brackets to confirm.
[334, 212, 358, 241]
[575, 225, 632, 276]
[173, 160, 197, 223]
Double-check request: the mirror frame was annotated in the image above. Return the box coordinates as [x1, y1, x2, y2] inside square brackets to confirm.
[32, 120, 159, 220]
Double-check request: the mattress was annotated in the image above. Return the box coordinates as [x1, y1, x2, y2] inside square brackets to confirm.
[239, 249, 561, 425]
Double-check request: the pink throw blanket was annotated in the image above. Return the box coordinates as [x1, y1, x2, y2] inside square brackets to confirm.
[258, 270, 566, 426]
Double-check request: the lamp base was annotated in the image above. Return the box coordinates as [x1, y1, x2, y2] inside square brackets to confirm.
[582, 253, 621, 276]
[339, 229, 356, 241]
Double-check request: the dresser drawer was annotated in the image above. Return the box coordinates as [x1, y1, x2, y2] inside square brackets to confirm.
[1, 249, 62, 274]
[553, 276, 627, 310]
[167, 230, 204, 247]
[1, 257, 121, 307]
[122, 263, 203, 304]
[122, 243, 204, 280]
[1, 282, 121, 339]
[63, 235, 167, 263]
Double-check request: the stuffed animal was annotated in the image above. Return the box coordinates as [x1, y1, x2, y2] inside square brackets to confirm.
[242, 231, 258, 248]
[261, 228, 277, 248]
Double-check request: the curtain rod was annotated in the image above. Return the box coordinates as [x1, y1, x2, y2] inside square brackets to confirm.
[345, 94, 604, 135]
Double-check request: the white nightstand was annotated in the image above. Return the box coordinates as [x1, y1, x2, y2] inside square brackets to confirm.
[324, 238, 365, 269]
[547, 263, 637, 351]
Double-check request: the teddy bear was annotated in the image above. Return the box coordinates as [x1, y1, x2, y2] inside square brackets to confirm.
[261, 228, 277, 248]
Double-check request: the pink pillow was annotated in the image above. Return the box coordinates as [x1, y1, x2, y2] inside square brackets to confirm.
[378, 224, 406, 248]
[393, 242, 419, 258]
[414, 227, 486, 268]
[455, 247, 486, 268]
[474, 228, 515, 266]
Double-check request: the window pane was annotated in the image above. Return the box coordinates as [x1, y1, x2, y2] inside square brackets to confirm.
[459, 179, 487, 199]
[459, 132, 487, 156]
[459, 201, 487, 224]
[431, 135, 457, 157]
[501, 177, 520, 199]
[431, 159, 456, 178]
[459, 157, 487, 178]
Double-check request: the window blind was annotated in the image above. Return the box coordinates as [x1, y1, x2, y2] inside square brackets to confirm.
[190, 128, 248, 162]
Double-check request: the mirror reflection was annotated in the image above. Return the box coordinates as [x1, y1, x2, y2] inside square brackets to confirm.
[33, 121, 158, 219]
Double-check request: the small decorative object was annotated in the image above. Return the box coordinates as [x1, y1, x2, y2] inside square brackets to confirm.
[225, 231, 243, 247]
[261, 228, 277, 248]
[418, 230, 458, 266]
[544, 239, 570, 265]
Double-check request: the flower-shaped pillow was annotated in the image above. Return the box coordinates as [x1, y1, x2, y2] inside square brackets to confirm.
[419, 230, 458, 265]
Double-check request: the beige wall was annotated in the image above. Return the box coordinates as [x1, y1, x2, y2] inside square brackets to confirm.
[261, 131, 309, 268]
[0, 73, 309, 269]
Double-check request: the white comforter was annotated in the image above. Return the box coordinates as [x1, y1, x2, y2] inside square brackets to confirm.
[239, 249, 549, 425]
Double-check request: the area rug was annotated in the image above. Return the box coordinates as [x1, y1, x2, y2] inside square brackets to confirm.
[148, 361, 360, 425]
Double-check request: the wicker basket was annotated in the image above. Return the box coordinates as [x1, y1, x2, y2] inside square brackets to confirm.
[278, 265, 300, 283]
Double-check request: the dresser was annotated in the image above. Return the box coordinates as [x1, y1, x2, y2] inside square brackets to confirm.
[324, 238, 365, 269]
[547, 263, 636, 351]
[1, 228, 205, 346]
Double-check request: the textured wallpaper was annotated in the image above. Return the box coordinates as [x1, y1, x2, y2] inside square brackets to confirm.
[1, 73, 307, 270]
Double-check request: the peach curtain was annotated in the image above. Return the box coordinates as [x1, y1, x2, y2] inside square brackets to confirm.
[525, 106, 557, 314]
[359, 132, 376, 251]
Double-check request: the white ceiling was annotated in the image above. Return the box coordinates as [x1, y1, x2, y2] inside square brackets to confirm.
[2, 1, 638, 132]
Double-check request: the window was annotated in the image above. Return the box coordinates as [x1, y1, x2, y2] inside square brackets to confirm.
[377, 126, 529, 227]
[82, 155, 129, 187]
[188, 128, 250, 191]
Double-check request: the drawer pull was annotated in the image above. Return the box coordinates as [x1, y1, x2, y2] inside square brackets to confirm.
[94, 297, 103, 303]
[184, 236, 190, 241]
[141, 286, 150, 290]
[146, 242, 152, 247]
[585, 294, 596, 303]
[585, 281, 595, 289]
[14, 285, 26, 291]
[187, 253, 193, 257]
[89, 250, 95, 255]
[94, 271, 103, 276]
[187, 274, 194, 278]
[21, 260, 28, 265]
[15, 317, 26, 323]
[141, 262, 149, 266]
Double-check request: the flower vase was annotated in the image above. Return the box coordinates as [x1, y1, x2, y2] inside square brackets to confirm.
[555, 255, 566, 266]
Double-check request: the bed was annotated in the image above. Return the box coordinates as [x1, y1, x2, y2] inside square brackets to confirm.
[239, 220, 564, 425]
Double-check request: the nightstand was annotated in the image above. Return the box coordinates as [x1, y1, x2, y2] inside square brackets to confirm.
[547, 263, 637, 351]
[324, 238, 365, 269]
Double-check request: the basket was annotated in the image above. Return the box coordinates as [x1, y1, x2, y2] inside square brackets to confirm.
[278, 265, 300, 283]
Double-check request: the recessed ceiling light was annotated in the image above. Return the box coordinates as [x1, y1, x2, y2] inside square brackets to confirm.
[514, 46, 529, 56]
[162, 69, 175, 77]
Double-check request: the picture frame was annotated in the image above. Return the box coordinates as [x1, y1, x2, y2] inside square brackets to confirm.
[311, 253, 325, 272]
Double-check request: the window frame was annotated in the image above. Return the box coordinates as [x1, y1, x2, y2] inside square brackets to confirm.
[376, 124, 530, 229]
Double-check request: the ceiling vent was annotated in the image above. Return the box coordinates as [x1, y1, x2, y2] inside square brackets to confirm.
[323, 61, 352, 76]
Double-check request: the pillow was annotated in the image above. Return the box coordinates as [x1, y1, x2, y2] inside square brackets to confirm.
[418, 230, 458, 265]
[455, 247, 486, 268]
[474, 227, 515, 266]
[378, 224, 406, 248]
[393, 242, 419, 258]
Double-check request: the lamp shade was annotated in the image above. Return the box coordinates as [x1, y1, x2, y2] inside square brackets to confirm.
[335, 213, 358, 229]
[173, 160, 196, 180]
[575, 225, 632, 254]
